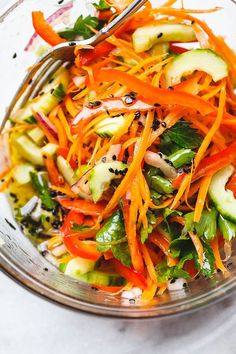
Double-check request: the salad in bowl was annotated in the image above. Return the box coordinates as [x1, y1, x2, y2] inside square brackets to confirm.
[1, 0, 236, 305]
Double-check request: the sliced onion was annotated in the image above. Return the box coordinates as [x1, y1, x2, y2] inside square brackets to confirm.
[71, 168, 93, 200]
[144, 151, 177, 180]
[105, 144, 122, 162]
[37, 241, 48, 253]
[35, 112, 58, 140]
[20, 196, 39, 216]
[52, 244, 67, 257]
[73, 76, 86, 88]
[0, 133, 10, 173]
[24, 2, 74, 51]
[31, 199, 42, 222]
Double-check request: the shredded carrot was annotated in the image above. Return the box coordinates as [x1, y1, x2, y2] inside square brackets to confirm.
[141, 276, 158, 303]
[141, 243, 157, 283]
[194, 175, 212, 222]
[211, 235, 228, 273]
[189, 232, 204, 267]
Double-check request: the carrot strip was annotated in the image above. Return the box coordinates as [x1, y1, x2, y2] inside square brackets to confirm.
[32, 12, 65, 46]
[194, 174, 212, 222]
[141, 243, 157, 283]
[58, 108, 73, 142]
[189, 232, 204, 267]
[211, 235, 228, 273]
[45, 155, 64, 186]
[171, 174, 191, 209]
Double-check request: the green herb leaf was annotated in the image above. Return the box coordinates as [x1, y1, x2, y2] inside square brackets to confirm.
[92, 0, 111, 10]
[70, 223, 91, 232]
[59, 15, 99, 41]
[96, 210, 131, 267]
[183, 209, 217, 241]
[193, 239, 215, 277]
[162, 120, 203, 149]
[156, 261, 190, 283]
[73, 15, 99, 39]
[218, 214, 236, 241]
[30, 172, 55, 210]
[140, 211, 157, 243]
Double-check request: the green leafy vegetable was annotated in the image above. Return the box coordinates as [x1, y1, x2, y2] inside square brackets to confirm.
[162, 120, 203, 150]
[169, 236, 195, 269]
[218, 214, 236, 241]
[96, 210, 131, 266]
[193, 240, 215, 277]
[70, 223, 91, 232]
[59, 15, 99, 40]
[30, 172, 55, 209]
[93, 0, 111, 10]
[183, 208, 217, 241]
[150, 189, 162, 206]
[156, 261, 190, 283]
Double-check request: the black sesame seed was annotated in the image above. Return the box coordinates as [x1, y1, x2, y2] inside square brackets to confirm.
[87, 100, 101, 108]
[69, 42, 76, 47]
[101, 156, 106, 162]
[183, 283, 187, 288]
[12, 53, 17, 59]
[170, 278, 176, 284]
[114, 169, 119, 175]
[50, 190, 58, 198]
[138, 121, 143, 126]
[58, 0, 64, 3]
[217, 269, 221, 273]
[183, 167, 191, 173]
[134, 111, 141, 120]
[44, 267, 49, 272]
[168, 86, 174, 90]
[122, 159, 127, 164]
[42, 251, 47, 257]
[39, 91, 44, 96]
[191, 20, 195, 24]
[28, 78, 33, 85]
[124, 168, 128, 173]
[109, 168, 114, 173]
[45, 216, 50, 223]
[49, 78, 54, 84]
[50, 89, 55, 94]
[154, 103, 161, 107]
[112, 155, 117, 161]
[161, 122, 167, 128]
[157, 32, 163, 39]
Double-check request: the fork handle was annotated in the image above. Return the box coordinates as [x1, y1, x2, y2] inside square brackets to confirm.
[88, 0, 148, 46]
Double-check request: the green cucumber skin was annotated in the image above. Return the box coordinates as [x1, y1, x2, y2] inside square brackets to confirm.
[78, 271, 126, 286]
[168, 149, 195, 168]
[209, 165, 236, 223]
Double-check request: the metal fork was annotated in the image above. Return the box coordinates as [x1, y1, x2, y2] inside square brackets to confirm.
[2, 0, 147, 129]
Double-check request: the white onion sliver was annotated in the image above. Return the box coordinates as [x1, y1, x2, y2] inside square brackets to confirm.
[20, 196, 39, 216]
[52, 244, 67, 257]
[144, 150, 177, 180]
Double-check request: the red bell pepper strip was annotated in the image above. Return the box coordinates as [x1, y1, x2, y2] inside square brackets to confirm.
[172, 172, 187, 189]
[79, 42, 115, 66]
[169, 43, 189, 54]
[57, 147, 77, 170]
[97, 9, 113, 22]
[91, 285, 124, 293]
[57, 197, 106, 216]
[64, 237, 101, 260]
[113, 259, 147, 289]
[44, 154, 64, 186]
[32, 11, 66, 46]
[61, 210, 97, 239]
[92, 69, 215, 116]
[71, 97, 152, 134]
[193, 140, 236, 181]
[184, 259, 198, 278]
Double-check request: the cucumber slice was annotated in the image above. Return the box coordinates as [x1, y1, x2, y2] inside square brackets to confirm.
[15, 135, 44, 166]
[209, 165, 236, 222]
[95, 116, 126, 138]
[27, 127, 45, 146]
[57, 156, 77, 186]
[41, 143, 58, 157]
[149, 43, 170, 57]
[78, 270, 126, 286]
[165, 49, 228, 87]
[89, 161, 127, 203]
[12, 163, 35, 184]
[132, 23, 196, 53]
[11, 67, 69, 123]
[64, 257, 95, 278]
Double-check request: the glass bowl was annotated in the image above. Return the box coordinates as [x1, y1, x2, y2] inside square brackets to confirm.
[0, 0, 236, 318]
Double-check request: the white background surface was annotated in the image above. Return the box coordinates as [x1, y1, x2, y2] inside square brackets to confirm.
[1, 1, 236, 353]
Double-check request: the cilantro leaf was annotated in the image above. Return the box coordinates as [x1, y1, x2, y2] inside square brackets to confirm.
[183, 209, 217, 241]
[156, 261, 190, 283]
[93, 0, 111, 10]
[193, 240, 215, 277]
[70, 223, 91, 232]
[162, 120, 203, 149]
[59, 15, 99, 40]
[140, 211, 157, 243]
[218, 214, 236, 241]
[96, 210, 131, 267]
